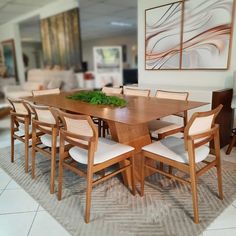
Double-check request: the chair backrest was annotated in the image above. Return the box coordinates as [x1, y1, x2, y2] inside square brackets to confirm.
[58, 111, 98, 150]
[102, 87, 122, 95]
[124, 87, 150, 97]
[155, 90, 189, 101]
[29, 104, 58, 132]
[32, 88, 60, 97]
[8, 97, 30, 116]
[184, 104, 223, 146]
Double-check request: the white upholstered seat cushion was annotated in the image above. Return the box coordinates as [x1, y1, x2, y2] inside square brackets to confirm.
[69, 137, 134, 165]
[148, 120, 183, 138]
[15, 124, 32, 137]
[142, 136, 210, 163]
[40, 134, 60, 148]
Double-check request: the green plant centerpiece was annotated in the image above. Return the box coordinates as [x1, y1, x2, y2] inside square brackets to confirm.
[67, 91, 127, 107]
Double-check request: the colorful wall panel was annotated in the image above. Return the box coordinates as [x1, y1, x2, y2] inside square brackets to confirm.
[145, 0, 235, 70]
[41, 8, 82, 71]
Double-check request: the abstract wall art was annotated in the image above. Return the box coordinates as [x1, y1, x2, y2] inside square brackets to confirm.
[1, 39, 18, 81]
[145, 0, 235, 70]
[41, 8, 82, 71]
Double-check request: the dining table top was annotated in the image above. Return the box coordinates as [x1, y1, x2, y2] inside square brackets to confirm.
[24, 91, 208, 125]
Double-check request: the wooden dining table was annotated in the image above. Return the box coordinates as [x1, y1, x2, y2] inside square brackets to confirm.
[24, 91, 207, 187]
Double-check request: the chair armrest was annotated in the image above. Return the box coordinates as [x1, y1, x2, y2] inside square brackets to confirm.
[186, 125, 219, 149]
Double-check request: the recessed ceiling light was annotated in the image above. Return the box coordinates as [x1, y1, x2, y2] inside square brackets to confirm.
[110, 21, 132, 27]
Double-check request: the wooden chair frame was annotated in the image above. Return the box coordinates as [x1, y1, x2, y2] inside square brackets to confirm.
[95, 86, 123, 137]
[57, 111, 136, 223]
[32, 88, 60, 97]
[141, 105, 223, 223]
[30, 104, 60, 194]
[124, 87, 151, 97]
[8, 98, 32, 173]
[152, 90, 189, 140]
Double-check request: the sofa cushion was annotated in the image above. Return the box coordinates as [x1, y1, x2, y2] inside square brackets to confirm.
[22, 81, 45, 91]
[47, 79, 62, 89]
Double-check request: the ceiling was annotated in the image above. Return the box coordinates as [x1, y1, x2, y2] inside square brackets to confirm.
[0, 0, 59, 25]
[79, 0, 137, 40]
[0, 0, 137, 41]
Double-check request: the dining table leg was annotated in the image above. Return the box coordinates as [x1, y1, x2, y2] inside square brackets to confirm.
[107, 121, 154, 188]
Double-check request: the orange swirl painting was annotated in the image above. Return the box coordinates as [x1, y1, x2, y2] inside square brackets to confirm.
[145, 0, 235, 70]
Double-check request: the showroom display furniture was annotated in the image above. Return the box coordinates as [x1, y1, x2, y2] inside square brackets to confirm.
[97, 86, 123, 137]
[32, 88, 60, 96]
[148, 90, 189, 140]
[102, 86, 122, 94]
[30, 103, 60, 194]
[3, 68, 78, 99]
[141, 105, 223, 223]
[57, 110, 136, 223]
[24, 92, 206, 188]
[123, 87, 151, 97]
[8, 98, 32, 173]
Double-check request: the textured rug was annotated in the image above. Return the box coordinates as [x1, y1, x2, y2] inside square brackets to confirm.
[1, 144, 236, 236]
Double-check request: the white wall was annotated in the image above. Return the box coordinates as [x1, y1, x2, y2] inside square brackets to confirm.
[82, 34, 137, 71]
[138, 0, 236, 90]
[0, 0, 79, 84]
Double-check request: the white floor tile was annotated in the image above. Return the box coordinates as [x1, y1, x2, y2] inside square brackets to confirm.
[203, 228, 236, 236]
[232, 200, 236, 208]
[37, 205, 45, 212]
[207, 205, 236, 230]
[0, 212, 35, 236]
[0, 189, 38, 214]
[0, 170, 11, 189]
[29, 211, 71, 236]
[5, 179, 21, 190]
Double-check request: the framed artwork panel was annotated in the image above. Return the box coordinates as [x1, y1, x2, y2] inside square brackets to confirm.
[145, 0, 235, 70]
[1, 39, 18, 81]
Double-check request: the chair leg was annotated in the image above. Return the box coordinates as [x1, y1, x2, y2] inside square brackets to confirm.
[159, 162, 164, 170]
[58, 140, 65, 201]
[50, 147, 57, 194]
[31, 127, 36, 179]
[11, 134, 14, 163]
[102, 120, 106, 138]
[85, 169, 93, 223]
[140, 154, 145, 197]
[50, 131, 57, 194]
[215, 129, 223, 200]
[130, 154, 136, 196]
[10, 117, 14, 163]
[24, 120, 29, 173]
[98, 119, 102, 137]
[189, 166, 199, 223]
[58, 162, 63, 201]
[226, 133, 236, 155]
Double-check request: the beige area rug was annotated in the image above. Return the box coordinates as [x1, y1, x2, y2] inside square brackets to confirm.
[1, 144, 236, 236]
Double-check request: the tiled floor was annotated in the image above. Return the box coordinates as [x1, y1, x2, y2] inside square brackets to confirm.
[1, 116, 236, 236]
[0, 168, 71, 236]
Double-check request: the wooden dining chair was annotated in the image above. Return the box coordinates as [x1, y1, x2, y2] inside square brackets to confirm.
[57, 111, 136, 223]
[8, 98, 32, 173]
[32, 88, 60, 96]
[141, 104, 223, 223]
[30, 103, 60, 194]
[102, 86, 122, 95]
[123, 87, 151, 97]
[148, 90, 189, 140]
[96, 86, 123, 137]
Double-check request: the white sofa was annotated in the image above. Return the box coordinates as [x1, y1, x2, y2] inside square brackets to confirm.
[4, 69, 78, 99]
